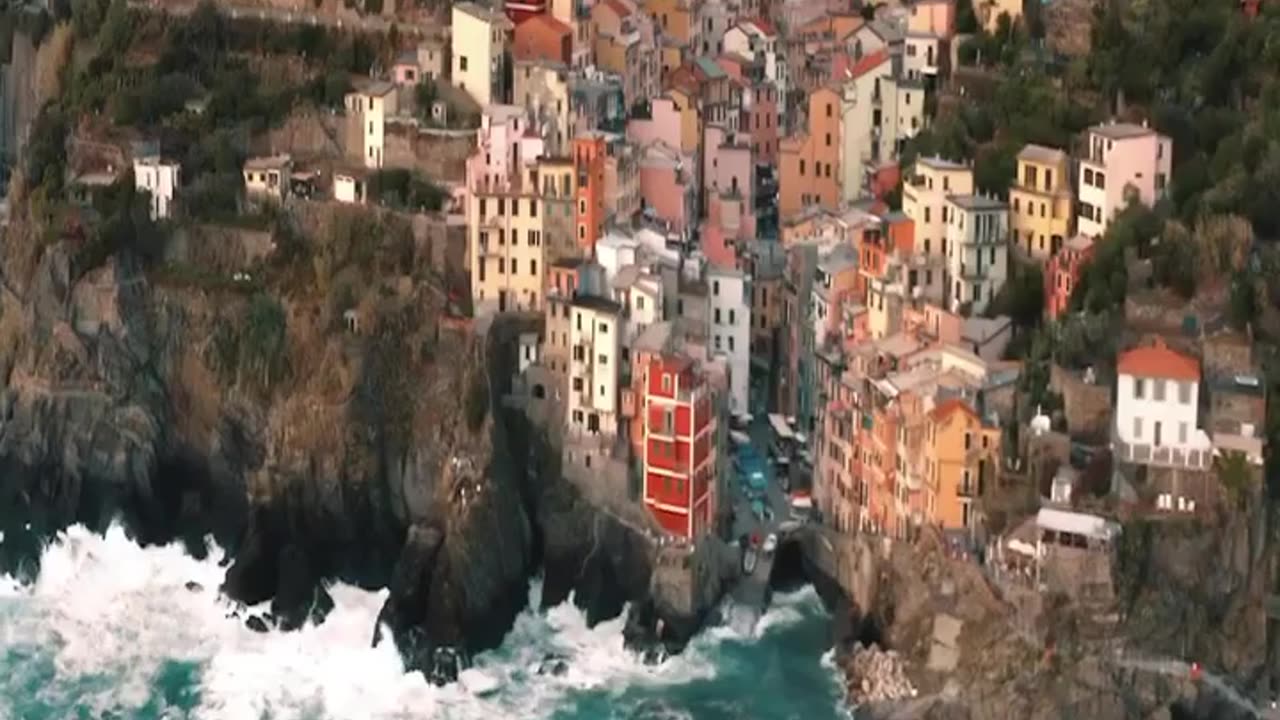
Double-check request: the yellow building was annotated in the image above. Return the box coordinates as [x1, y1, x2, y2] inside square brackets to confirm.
[902, 156, 973, 261]
[643, 0, 695, 47]
[1009, 144, 1073, 260]
[452, 2, 513, 107]
[468, 162, 551, 316]
[924, 398, 1000, 531]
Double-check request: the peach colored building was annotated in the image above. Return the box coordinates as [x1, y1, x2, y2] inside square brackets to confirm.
[638, 141, 696, 233]
[778, 86, 842, 219]
[703, 124, 756, 247]
[906, 0, 955, 37]
[925, 398, 1000, 531]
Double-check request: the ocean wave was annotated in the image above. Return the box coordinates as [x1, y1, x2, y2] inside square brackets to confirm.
[0, 524, 836, 720]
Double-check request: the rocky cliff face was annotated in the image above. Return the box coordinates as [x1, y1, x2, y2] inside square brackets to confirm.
[0, 225, 540, 674]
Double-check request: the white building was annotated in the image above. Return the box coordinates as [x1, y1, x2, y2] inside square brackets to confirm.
[838, 52, 925, 204]
[452, 2, 513, 107]
[944, 193, 1008, 315]
[133, 156, 180, 220]
[1113, 339, 1211, 468]
[334, 169, 368, 204]
[568, 294, 623, 437]
[707, 266, 750, 415]
[345, 81, 399, 169]
[1076, 121, 1173, 238]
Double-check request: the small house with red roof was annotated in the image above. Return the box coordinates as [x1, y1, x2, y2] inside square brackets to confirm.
[512, 13, 573, 65]
[1113, 338, 1212, 474]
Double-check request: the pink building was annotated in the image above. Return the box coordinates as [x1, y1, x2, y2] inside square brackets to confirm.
[1076, 121, 1173, 238]
[639, 141, 696, 234]
[626, 95, 684, 151]
[703, 124, 756, 247]
[466, 105, 542, 191]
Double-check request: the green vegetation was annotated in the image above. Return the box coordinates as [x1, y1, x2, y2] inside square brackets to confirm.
[366, 169, 448, 212]
[207, 292, 290, 392]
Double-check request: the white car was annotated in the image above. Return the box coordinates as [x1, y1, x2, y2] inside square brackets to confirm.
[762, 533, 778, 555]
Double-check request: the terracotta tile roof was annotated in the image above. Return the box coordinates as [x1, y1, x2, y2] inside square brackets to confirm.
[1117, 339, 1200, 381]
[847, 49, 891, 80]
[930, 397, 978, 422]
[519, 12, 573, 36]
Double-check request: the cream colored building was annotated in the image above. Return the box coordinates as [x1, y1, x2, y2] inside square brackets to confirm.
[568, 293, 623, 437]
[344, 81, 399, 169]
[452, 2, 513, 107]
[903, 156, 973, 260]
[838, 55, 926, 204]
[1009, 144, 1073, 260]
[242, 154, 293, 203]
[468, 175, 549, 316]
[514, 59, 572, 155]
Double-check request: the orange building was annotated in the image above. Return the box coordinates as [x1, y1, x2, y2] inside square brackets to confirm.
[513, 13, 573, 64]
[1045, 234, 1094, 320]
[642, 353, 717, 540]
[778, 86, 842, 220]
[574, 134, 606, 253]
[924, 399, 1000, 531]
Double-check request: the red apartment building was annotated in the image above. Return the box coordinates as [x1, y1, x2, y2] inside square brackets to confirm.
[1045, 234, 1094, 320]
[642, 353, 717, 540]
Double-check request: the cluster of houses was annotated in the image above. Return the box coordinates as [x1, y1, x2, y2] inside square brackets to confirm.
[57, 0, 1261, 552]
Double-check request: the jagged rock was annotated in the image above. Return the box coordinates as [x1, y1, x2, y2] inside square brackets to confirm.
[245, 615, 270, 633]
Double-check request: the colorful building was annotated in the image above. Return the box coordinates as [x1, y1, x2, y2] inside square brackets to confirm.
[1076, 121, 1172, 238]
[1113, 338, 1210, 470]
[513, 13, 574, 65]
[452, 2, 513, 107]
[902, 156, 973, 261]
[1044, 234, 1093, 319]
[925, 398, 1000, 531]
[778, 86, 842, 219]
[1009, 144, 1073, 260]
[642, 353, 718, 540]
[574, 133, 607, 253]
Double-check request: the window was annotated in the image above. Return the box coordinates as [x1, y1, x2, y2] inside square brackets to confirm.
[964, 432, 971, 450]
[531, 200, 538, 217]
[460, 55, 469, 71]
[480, 198, 487, 217]
[826, 103, 833, 117]
[662, 373, 672, 392]
[498, 258, 506, 273]
[598, 322, 608, 334]
[1095, 172, 1106, 189]
[573, 377, 583, 391]
[924, 207, 930, 223]
[1178, 381, 1192, 404]
[728, 336, 735, 351]
[498, 198, 505, 215]
[729, 309, 736, 325]
[1133, 416, 1143, 438]
[598, 354, 608, 365]
[713, 280, 720, 296]
[715, 335, 722, 350]
[800, 159, 806, 176]
[637, 296, 645, 310]
[825, 132, 831, 146]
[1153, 379, 1166, 401]
[1179, 422, 1188, 444]
[714, 308, 722, 323]
[531, 260, 538, 276]
[1134, 378, 1145, 399]
[511, 259, 518, 274]
[1084, 167, 1094, 185]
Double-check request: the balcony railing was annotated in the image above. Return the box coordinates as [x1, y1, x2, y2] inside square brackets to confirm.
[1113, 437, 1212, 471]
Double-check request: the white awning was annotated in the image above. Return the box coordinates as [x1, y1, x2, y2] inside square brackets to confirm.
[1036, 508, 1121, 543]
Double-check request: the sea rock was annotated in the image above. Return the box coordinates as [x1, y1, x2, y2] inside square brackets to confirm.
[245, 615, 270, 633]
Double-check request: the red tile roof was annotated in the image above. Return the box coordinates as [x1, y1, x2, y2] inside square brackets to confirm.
[930, 397, 978, 422]
[745, 15, 777, 35]
[847, 49, 891, 81]
[520, 12, 572, 36]
[1117, 339, 1200, 381]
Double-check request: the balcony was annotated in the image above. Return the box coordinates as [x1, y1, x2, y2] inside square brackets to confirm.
[1113, 438, 1213, 471]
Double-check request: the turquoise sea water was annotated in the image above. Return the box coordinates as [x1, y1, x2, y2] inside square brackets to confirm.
[0, 526, 848, 720]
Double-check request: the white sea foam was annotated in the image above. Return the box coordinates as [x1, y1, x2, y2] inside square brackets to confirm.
[0, 524, 833, 720]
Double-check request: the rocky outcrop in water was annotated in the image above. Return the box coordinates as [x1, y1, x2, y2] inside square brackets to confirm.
[0, 226, 544, 677]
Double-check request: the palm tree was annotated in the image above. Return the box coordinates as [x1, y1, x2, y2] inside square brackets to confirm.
[1214, 448, 1254, 513]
